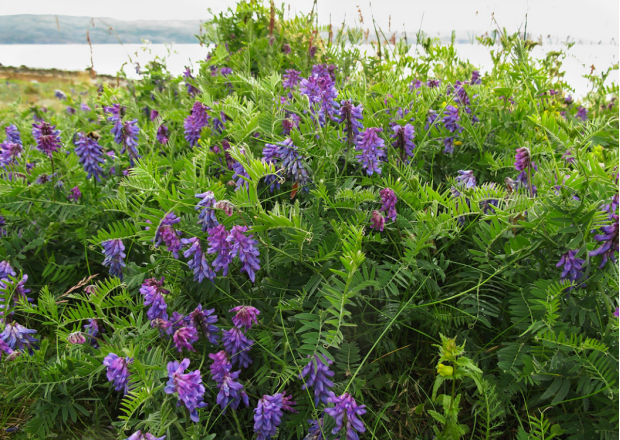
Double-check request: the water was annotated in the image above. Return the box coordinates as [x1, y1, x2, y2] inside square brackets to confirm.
[0, 43, 617, 97]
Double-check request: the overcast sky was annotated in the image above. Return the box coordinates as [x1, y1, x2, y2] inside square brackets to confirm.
[1, 0, 618, 43]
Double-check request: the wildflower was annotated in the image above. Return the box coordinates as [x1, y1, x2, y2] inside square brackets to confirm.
[589, 214, 619, 268]
[283, 69, 301, 89]
[312, 64, 336, 80]
[470, 70, 481, 85]
[300, 73, 339, 125]
[125, 431, 165, 440]
[370, 210, 385, 231]
[209, 350, 230, 382]
[164, 358, 207, 422]
[299, 354, 335, 405]
[195, 191, 219, 231]
[184, 67, 200, 97]
[115, 120, 141, 165]
[437, 363, 454, 377]
[81, 103, 91, 111]
[442, 105, 462, 134]
[101, 239, 126, 279]
[425, 110, 439, 130]
[355, 127, 386, 176]
[68, 186, 81, 202]
[282, 43, 291, 54]
[263, 138, 310, 190]
[614, 308, 619, 318]
[84, 318, 101, 347]
[210, 351, 249, 412]
[253, 393, 284, 440]
[390, 123, 415, 162]
[67, 332, 86, 344]
[577, 107, 588, 121]
[150, 109, 160, 121]
[5, 125, 22, 145]
[220, 67, 233, 76]
[184, 101, 209, 147]
[0, 322, 39, 355]
[140, 277, 169, 320]
[227, 225, 261, 283]
[556, 250, 585, 289]
[155, 212, 183, 258]
[188, 304, 219, 344]
[0, 140, 23, 166]
[182, 237, 216, 283]
[409, 79, 423, 91]
[74, 132, 105, 181]
[102, 353, 132, 393]
[282, 392, 297, 413]
[338, 100, 364, 144]
[214, 200, 235, 217]
[207, 224, 233, 276]
[222, 327, 253, 368]
[379, 188, 397, 222]
[514, 147, 532, 171]
[156, 125, 169, 144]
[427, 79, 441, 88]
[66, 106, 76, 115]
[173, 326, 199, 352]
[54, 89, 67, 100]
[455, 170, 476, 189]
[282, 113, 300, 135]
[0, 217, 6, 236]
[562, 149, 576, 165]
[0, 338, 15, 361]
[230, 305, 260, 331]
[305, 419, 325, 440]
[565, 95, 573, 105]
[324, 392, 366, 440]
[32, 121, 62, 157]
[232, 159, 251, 191]
[104, 103, 124, 123]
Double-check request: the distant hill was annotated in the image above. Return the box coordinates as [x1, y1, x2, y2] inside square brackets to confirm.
[0, 15, 202, 44]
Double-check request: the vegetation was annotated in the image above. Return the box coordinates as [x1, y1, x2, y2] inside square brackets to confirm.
[0, 2, 618, 439]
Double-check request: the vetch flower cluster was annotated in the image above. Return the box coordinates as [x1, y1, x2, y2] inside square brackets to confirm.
[589, 214, 619, 268]
[101, 239, 126, 279]
[32, 121, 62, 157]
[184, 101, 209, 147]
[164, 358, 207, 422]
[299, 354, 335, 405]
[222, 327, 254, 368]
[262, 138, 310, 192]
[74, 132, 105, 181]
[324, 392, 366, 440]
[254, 393, 284, 440]
[209, 350, 249, 412]
[379, 188, 397, 222]
[338, 100, 364, 144]
[154, 212, 183, 258]
[103, 352, 132, 393]
[139, 277, 169, 320]
[556, 250, 586, 290]
[390, 123, 415, 162]
[355, 127, 386, 176]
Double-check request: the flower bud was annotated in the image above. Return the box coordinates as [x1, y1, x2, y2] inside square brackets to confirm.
[437, 363, 454, 377]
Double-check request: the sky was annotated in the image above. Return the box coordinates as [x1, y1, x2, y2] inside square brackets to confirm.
[0, 0, 618, 43]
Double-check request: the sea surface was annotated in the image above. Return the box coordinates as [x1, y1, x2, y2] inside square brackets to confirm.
[0, 43, 617, 97]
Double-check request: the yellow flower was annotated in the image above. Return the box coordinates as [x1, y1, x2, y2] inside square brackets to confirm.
[454, 141, 462, 146]
[437, 363, 453, 377]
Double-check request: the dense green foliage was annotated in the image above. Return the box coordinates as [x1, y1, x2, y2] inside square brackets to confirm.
[0, 2, 618, 439]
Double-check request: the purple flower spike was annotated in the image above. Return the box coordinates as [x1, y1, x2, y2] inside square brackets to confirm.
[117, 119, 141, 166]
[6, 125, 22, 145]
[306, 419, 325, 439]
[370, 210, 385, 231]
[324, 392, 366, 440]
[614, 307, 619, 318]
[556, 250, 585, 290]
[0, 338, 15, 361]
[0, 322, 39, 355]
[456, 170, 476, 189]
[232, 159, 251, 192]
[182, 237, 216, 283]
[150, 109, 159, 121]
[125, 430, 166, 440]
[470, 70, 481, 85]
[174, 326, 199, 352]
[68, 186, 81, 202]
[0, 140, 23, 167]
[355, 127, 386, 176]
[54, 89, 67, 100]
[209, 350, 250, 411]
[263, 138, 310, 190]
[155, 212, 183, 258]
[102, 353, 132, 393]
[101, 239, 126, 279]
[184, 67, 200, 97]
[140, 277, 169, 320]
[32, 121, 62, 157]
[589, 214, 619, 268]
[156, 125, 169, 145]
[207, 224, 233, 276]
[379, 188, 397, 222]
[164, 358, 207, 422]
[514, 147, 532, 171]
[195, 191, 219, 231]
[577, 107, 588, 121]
[81, 103, 91, 111]
[222, 327, 253, 368]
[299, 354, 335, 405]
[338, 100, 364, 144]
[283, 69, 301, 89]
[84, 318, 101, 347]
[184, 101, 210, 147]
[74, 132, 105, 181]
[230, 305, 260, 331]
[67, 332, 86, 344]
[254, 393, 284, 440]
[442, 105, 462, 134]
[427, 79, 441, 88]
[300, 71, 339, 125]
[227, 225, 261, 282]
[188, 304, 219, 344]
[390, 123, 415, 162]
[282, 392, 297, 413]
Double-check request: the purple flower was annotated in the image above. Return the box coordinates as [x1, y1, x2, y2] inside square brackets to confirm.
[589, 214, 619, 268]
[427, 79, 441, 88]
[222, 327, 253, 368]
[173, 326, 199, 352]
[409, 79, 423, 91]
[614, 307, 619, 318]
[253, 393, 284, 440]
[104, 103, 124, 123]
[81, 103, 91, 111]
[300, 72, 339, 125]
[32, 121, 62, 157]
[66, 106, 76, 115]
[84, 318, 101, 347]
[156, 125, 169, 145]
[164, 358, 207, 422]
[0, 338, 15, 361]
[338, 100, 364, 144]
[370, 210, 385, 232]
[207, 225, 233, 276]
[188, 304, 219, 344]
[230, 305, 260, 331]
[425, 110, 439, 130]
[514, 147, 532, 171]
[102, 353, 132, 393]
[456, 170, 476, 189]
[324, 392, 366, 440]
[470, 70, 481, 85]
[283, 69, 301, 89]
[150, 109, 160, 121]
[116, 120, 141, 166]
[379, 188, 397, 222]
[565, 95, 573, 105]
[140, 277, 169, 320]
[6, 125, 22, 145]
[0, 322, 39, 355]
[562, 150, 576, 165]
[220, 67, 233, 76]
[210, 351, 249, 412]
[282, 43, 291, 54]
[263, 138, 310, 190]
[68, 186, 81, 202]
[232, 159, 251, 191]
[556, 250, 585, 289]
[155, 212, 183, 258]
[182, 237, 216, 282]
[442, 105, 462, 134]
[101, 239, 126, 279]
[54, 89, 67, 100]
[306, 419, 325, 439]
[209, 350, 230, 382]
[390, 123, 415, 162]
[184, 101, 210, 147]
[227, 225, 261, 283]
[577, 107, 588, 121]
[184, 67, 200, 97]
[125, 431, 165, 440]
[74, 132, 105, 181]
[195, 191, 219, 231]
[282, 113, 300, 135]
[67, 332, 86, 344]
[282, 392, 297, 413]
[355, 127, 385, 176]
[299, 354, 335, 405]
[0, 140, 23, 167]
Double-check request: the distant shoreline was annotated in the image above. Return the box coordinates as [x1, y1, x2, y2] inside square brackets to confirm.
[0, 64, 125, 85]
